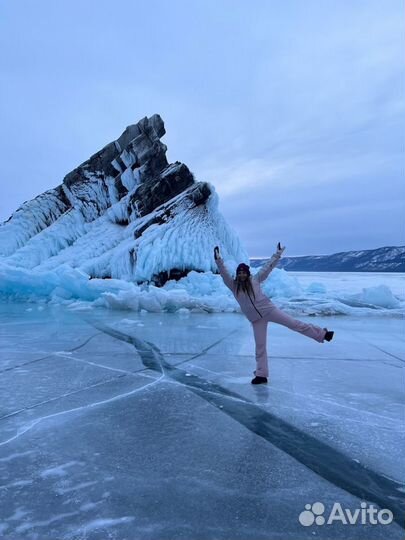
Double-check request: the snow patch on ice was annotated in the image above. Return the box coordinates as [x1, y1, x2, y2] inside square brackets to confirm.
[72, 516, 136, 535]
[40, 461, 84, 478]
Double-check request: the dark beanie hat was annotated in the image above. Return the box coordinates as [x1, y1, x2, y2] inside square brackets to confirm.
[236, 263, 250, 275]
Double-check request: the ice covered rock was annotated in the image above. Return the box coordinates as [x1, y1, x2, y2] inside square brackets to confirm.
[0, 114, 248, 286]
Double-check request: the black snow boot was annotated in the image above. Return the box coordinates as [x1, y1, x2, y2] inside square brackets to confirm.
[323, 328, 334, 342]
[251, 376, 268, 384]
[253, 370, 269, 378]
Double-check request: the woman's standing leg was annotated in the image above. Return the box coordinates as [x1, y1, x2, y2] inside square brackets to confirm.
[265, 305, 326, 342]
[251, 318, 269, 377]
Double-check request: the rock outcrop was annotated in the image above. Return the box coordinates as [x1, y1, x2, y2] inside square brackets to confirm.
[0, 114, 248, 285]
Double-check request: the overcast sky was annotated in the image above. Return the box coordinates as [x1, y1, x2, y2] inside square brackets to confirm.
[0, 0, 403, 257]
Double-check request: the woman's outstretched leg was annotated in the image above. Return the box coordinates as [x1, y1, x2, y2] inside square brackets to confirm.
[251, 318, 269, 377]
[265, 305, 326, 343]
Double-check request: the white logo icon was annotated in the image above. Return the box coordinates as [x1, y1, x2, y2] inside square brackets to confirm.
[299, 501, 393, 526]
[299, 502, 325, 526]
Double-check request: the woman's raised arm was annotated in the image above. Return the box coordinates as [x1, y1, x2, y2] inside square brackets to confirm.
[255, 242, 285, 283]
[214, 246, 234, 290]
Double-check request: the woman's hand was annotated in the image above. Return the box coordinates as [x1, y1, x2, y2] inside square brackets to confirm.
[214, 246, 220, 260]
[276, 242, 286, 255]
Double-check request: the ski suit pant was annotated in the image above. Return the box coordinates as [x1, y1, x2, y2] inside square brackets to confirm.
[251, 305, 327, 378]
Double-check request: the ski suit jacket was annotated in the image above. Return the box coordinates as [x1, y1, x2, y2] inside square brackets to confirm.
[215, 252, 282, 323]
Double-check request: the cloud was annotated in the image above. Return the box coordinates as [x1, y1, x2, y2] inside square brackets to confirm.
[197, 157, 292, 197]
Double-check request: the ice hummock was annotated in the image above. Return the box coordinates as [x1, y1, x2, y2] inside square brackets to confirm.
[0, 258, 403, 318]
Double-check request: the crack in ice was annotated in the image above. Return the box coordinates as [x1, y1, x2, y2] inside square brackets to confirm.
[90, 321, 405, 529]
[0, 374, 165, 447]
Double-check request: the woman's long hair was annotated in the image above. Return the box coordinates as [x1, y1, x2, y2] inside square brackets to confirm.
[234, 275, 256, 299]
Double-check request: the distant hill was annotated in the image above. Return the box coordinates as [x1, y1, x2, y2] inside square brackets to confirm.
[250, 246, 405, 272]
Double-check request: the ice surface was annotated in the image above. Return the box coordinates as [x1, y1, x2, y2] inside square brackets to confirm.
[0, 300, 404, 539]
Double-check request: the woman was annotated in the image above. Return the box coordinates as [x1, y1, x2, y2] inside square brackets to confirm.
[214, 243, 334, 384]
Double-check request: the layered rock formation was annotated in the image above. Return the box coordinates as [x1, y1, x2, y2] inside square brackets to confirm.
[0, 114, 248, 285]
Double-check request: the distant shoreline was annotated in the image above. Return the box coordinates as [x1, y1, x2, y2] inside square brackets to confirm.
[249, 246, 405, 273]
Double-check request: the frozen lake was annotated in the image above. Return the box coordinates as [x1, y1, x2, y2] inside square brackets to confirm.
[0, 292, 404, 539]
[286, 270, 405, 299]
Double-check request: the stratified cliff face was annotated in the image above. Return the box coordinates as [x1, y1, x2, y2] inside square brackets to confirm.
[0, 114, 248, 285]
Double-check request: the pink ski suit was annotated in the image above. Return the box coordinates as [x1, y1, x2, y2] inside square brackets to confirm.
[215, 252, 327, 378]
